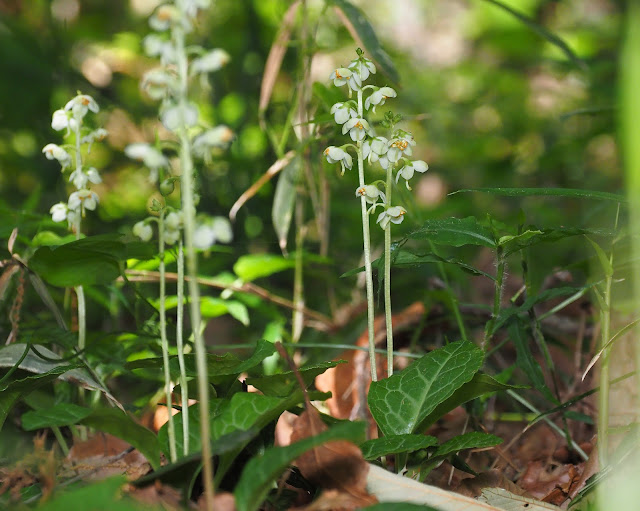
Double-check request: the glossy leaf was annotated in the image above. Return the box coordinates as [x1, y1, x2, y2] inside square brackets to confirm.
[327, 0, 399, 84]
[246, 360, 345, 396]
[433, 432, 502, 459]
[233, 253, 295, 281]
[499, 227, 614, 257]
[234, 420, 366, 511]
[407, 217, 496, 248]
[368, 341, 484, 436]
[420, 373, 520, 431]
[21, 403, 92, 431]
[360, 434, 438, 461]
[450, 187, 626, 203]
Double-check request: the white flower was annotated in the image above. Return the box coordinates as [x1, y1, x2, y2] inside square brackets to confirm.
[355, 184, 386, 205]
[133, 221, 153, 242]
[68, 189, 99, 212]
[330, 67, 361, 90]
[141, 68, 177, 100]
[365, 86, 397, 112]
[323, 146, 352, 175]
[177, 0, 211, 17]
[191, 49, 230, 74]
[161, 103, 199, 131]
[192, 126, 234, 157]
[396, 160, 428, 189]
[42, 144, 72, 168]
[165, 211, 183, 230]
[149, 5, 191, 32]
[193, 216, 233, 250]
[387, 132, 416, 163]
[330, 102, 357, 125]
[50, 203, 68, 223]
[377, 206, 407, 229]
[69, 167, 102, 190]
[164, 228, 181, 245]
[348, 57, 376, 82]
[342, 117, 370, 142]
[81, 128, 108, 146]
[125, 143, 169, 170]
[64, 94, 99, 120]
[51, 109, 78, 132]
[143, 34, 176, 64]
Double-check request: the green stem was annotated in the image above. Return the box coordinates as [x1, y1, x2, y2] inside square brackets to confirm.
[159, 211, 177, 462]
[176, 239, 189, 455]
[356, 88, 377, 382]
[174, 25, 215, 506]
[598, 260, 614, 467]
[483, 247, 505, 350]
[292, 196, 305, 342]
[384, 166, 393, 377]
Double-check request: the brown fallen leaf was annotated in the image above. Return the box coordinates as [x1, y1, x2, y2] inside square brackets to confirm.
[275, 343, 376, 506]
[197, 491, 237, 511]
[128, 480, 196, 510]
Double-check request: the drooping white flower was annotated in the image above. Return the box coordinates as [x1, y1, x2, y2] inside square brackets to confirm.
[161, 102, 199, 131]
[396, 160, 428, 189]
[133, 221, 153, 242]
[342, 117, 370, 142]
[149, 4, 191, 32]
[377, 206, 407, 230]
[177, 0, 211, 17]
[330, 67, 352, 87]
[164, 228, 181, 245]
[68, 189, 99, 212]
[348, 57, 376, 83]
[323, 146, 353, 175]
[330, 102, 357, 125]
[51, 109, 78, 132]
[50, 203, 68, 223]
[165, 211, 183, 231]
[125, 143, 169, 170]
[143, 34, 176, 64]
[365, 86, 397, 112]
[387, 131, 416, 163]
[355, 184, 386, 205]
[193, 216, 233, 250]
[192, 126, 234, 157]
[64, 94, 99, 120]
[191, 49, 230, 74]
[42, 143, 72, 168]
[141, 68, 178, 100]
[69, 166, 102, 190]
[81, 128, 108, 146]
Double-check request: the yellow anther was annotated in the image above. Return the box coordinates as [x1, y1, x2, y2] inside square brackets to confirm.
[335, 70, 342, 79]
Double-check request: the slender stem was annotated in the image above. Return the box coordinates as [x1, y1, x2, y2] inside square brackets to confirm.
[159, 211, 177, 462]
[292, 196, 305, 342]
[176, 239, 189, 455]
[356, 88, 377, 382]
[174, 25, 215, 507]
[384, 165, 394, 377]
[483, 247, 505, 350]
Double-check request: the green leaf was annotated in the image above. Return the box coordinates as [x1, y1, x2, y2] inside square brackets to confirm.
[246, 360, 345, 396]
[480, 0, 587, 70]
[272, 156, 300, 252]
[201, 297, 249, 325]
[360, 434, 438, 461]
[433, 432, 502, 459]
[327, 0, 399, 84]
[450, 187, 626, 203]
[233, 253, 295, 281]
[21, 403, 92, 431]
[80, 408, 161, 470]
[234, 420, 366, 511]
[38, 476, 146, 511]
[126, 340, 276, 380]
[585, 236, 613, 278]
[0, 364, 80, 430]
[499, 227, 615, 257]
[368, 341, 484, 436]
[29, 235, 126, 287]
[407, 217, 496, 248]
[419, 373, 520, 431]
[211, 393, 287, 441]
[510, 322, 556, 403]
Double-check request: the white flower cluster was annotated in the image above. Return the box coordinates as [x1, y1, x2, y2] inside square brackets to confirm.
[46, 94, 106, 229]
[323, 51, 429, 230]
[127, 0, 233, 251]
